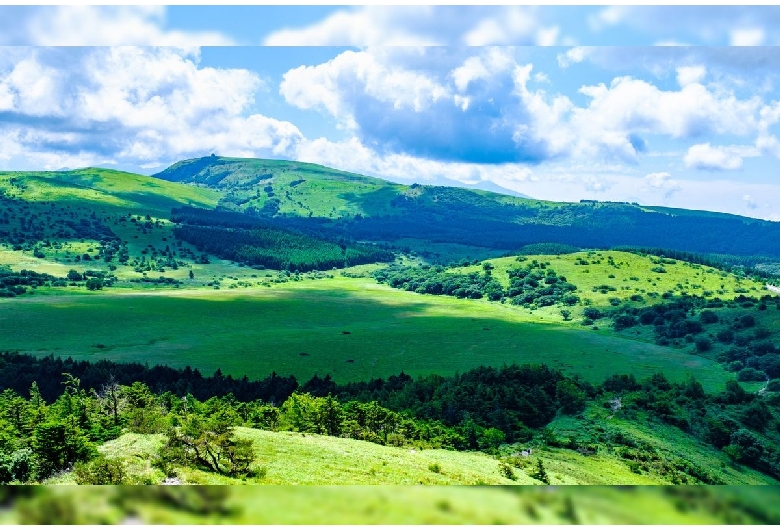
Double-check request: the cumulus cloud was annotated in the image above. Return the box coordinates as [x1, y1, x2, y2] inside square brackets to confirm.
[557, 47, 588, 68]
[730, 27, 765, 46]
[0, 47, 302, 170]
[0, 6, 233, 46]
[676, 66, 706, 87]
[743, 194, 758, 209]
[683, 143, 759, 171]
[587, 6, 780, 45]
[755, 101, 780, 160]
[264, 6, 563, 46]
[281, 47, 775, 167]
[295, 136, 535, 193]
[281, 48, 555, 164]
[567, 76, 762, 162]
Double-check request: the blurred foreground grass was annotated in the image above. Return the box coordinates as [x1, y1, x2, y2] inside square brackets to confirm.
[1, 485, 779, 524]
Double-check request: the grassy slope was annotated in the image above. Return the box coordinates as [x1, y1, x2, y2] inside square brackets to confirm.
[46, 417, 776, 487]
[545, 406, 779, 486]
[0, 167, 227, 283]
[0, 276, 733, 391]
[0, 167, 739, 392]
[153, 156, 780, 262]
[153, 156, 555, 220]
[0, 167, 221, 216]
[11, 484, 778, 525]
[450, 250, 767, 308]
[49, 429, 525, 486]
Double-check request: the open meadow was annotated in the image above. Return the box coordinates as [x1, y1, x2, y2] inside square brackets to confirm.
[0, 275, 732, 391]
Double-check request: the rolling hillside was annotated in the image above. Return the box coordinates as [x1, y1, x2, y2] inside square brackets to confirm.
[154, 156, 780, 260]
[1, 157, 780, 490]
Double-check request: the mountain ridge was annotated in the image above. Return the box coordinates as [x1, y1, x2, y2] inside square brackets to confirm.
[149, 156, 780, 260]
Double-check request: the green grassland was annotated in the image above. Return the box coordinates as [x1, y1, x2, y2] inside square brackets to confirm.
[450, 250, 767, 308]
[153, 156, 553, 220]
[0, 276, 733, 391]
[545, 406, 779, 486]
[0, 168, 220, 215]
[85, 429, 527, 486]
[7, 484, 778, 525]
[1, 160, 779, 493]
[42, 408, 776, 487]
[0, 167, 227, 286]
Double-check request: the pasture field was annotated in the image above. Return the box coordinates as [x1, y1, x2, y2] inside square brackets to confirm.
[43, 417, 776, 488]
[50, 424, 775, 487]
[546, 407, 780, 486]
[0, 276, 731, 391]
[8, 484, 774, 525]
[0, 168, 221, 216]
[450, 250, 767, 309]
[76, 429, 525, 486]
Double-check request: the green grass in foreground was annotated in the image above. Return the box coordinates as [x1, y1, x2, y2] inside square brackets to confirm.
[5, 485, 779, 525]
[81, 429, 525, 486]
[52, 415, 776, 487]
[0, 277, 732, 391]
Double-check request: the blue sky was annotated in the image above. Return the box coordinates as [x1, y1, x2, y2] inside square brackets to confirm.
[3, 6, 779, 47]
[0, 6, 779, 221]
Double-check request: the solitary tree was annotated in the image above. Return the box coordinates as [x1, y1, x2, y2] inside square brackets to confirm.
[532, 459, 550, 484]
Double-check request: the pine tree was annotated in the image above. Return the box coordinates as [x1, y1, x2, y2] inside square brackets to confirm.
[532, 458, 549, 484]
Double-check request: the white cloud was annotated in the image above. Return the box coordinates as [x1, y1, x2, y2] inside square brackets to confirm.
[676, 66, 706, 87]
[743, 194, 758, 209]
[568, 76, 762, 162]
[0, 47, 303, 170]
[583, 176, 612, 193]
[730, 27, 765, 46]
[683, 143, 759, 171]
[587, 6, 629, 31]
[533, 72, 550, 84]
[463, 8, 560, 46]
[280, 47, 775, 168]
[295, 136, 534, 193]
[557, 47, 588, 68]
[585, 7, 780, 46]
[280, 48, 554, 164]
[0, 6, 234, 46]
[755, 100, 780, 160]
[281, 49, 451, 127]
[264, 6, 562, 46]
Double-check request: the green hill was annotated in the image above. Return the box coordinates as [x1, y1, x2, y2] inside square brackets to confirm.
[1, 157, 780, 492]
[0, 167, 220, 215]
[44, 418, 776, 487]
[154, 156, 780, 261]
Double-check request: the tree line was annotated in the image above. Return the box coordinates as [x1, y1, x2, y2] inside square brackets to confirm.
[373, 259, 579, 308]
[601, 294, 780, 383]
[171, 206, 394, 272]
[1, 351, 778, 483]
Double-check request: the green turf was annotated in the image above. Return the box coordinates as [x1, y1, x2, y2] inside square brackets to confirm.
[544, 406, 779, 486]
[10, 484, 775, 525]
[451, 250, 767, 309]
[51, 418, 776, 487]
[0, 277, 732, 391]
[0, 167, 221, 216]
